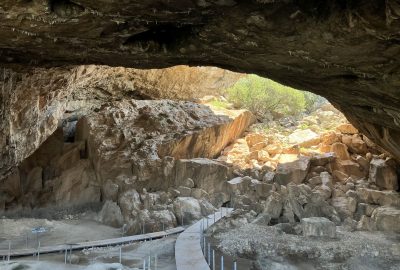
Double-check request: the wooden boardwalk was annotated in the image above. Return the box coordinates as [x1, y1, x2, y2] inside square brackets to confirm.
[175, 208, 232, 270]
[0, 226, 184, 258]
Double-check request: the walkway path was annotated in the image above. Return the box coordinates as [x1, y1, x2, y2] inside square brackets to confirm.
[175, 208, 232, 270]
[0, 226, 184, 258]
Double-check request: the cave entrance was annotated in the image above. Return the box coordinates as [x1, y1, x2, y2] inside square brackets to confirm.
[1, 65, 399, 269]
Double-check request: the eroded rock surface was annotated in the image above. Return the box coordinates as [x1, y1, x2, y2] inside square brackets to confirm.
[0, 98, 253, 212]
[0, 65, 241, 180]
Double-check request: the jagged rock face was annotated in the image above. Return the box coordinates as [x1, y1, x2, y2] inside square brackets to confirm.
[0, 65, 241, 179]
[1, 1, 400, 163]
[0, 98, 253, 211]
[81, 99, 253, 192]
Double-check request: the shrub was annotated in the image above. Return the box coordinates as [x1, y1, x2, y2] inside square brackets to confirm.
[225, 74, 320, 118]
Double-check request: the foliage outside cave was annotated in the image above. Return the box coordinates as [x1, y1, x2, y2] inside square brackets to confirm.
[215, 74, 326, 120]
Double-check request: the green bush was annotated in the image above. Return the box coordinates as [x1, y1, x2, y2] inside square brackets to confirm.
[225, 75, 320, 118]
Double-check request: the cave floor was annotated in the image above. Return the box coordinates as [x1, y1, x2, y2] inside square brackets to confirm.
[0, 215, 122, 251]
[1, 235, 177, 270]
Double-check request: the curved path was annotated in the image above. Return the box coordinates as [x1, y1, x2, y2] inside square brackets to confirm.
[175, 208, 232, 270]
[0, 226, 184, 258]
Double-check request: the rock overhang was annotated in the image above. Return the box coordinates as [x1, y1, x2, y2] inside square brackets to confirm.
[1, 0, 400, 162]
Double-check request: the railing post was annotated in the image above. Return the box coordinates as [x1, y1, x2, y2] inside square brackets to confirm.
[220, 255, 224, 270]
[181, 208, 184, 226]
[8, 241, 10, 261]
[203, 237, 206, 255]
[119, 246, 122, 263]
[143, 258, 146, 270]
[212, 249, 215, 270]
[37, 241, 40, 261]
[207, 243, 211, 265]
[69, 245, 72, 264]
[233, 260, 237, 270]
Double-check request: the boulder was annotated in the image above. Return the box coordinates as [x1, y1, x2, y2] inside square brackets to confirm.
[246, 133, 266, 147]
[307, 176, 322, 188]
[330, 143, 350, 160]
[118, 189, 142, 217]
[251, 142, 267, 152]
[173, 197, 202, 225]
[262, 171, 275, 183]
[174, 158, 231, 194]
[370, 206, 400, 233]
[333, 159, 366, 179]
[355, 155, 369, 174]
[98, 200, 124, 228]
[357, 215, 374, 231]
[274, 156, 311, 185]
[311, 152, 336, 166]
[263, 192, 283, 219]
[257, 150, 270, 162]
[301, 217, 336, 238]
[336, 123, 358, 134]
[265, 144, 282, 155]
[357, 188, 400, 207]
[199, 199, 216, 216]
[332, 170, 349, 182]
[227, 177, 251, 194]
[288, 129, 320, 147]
[321, 131, 340, 145]
[314, 185, 332, 200]
[331, 197, 357, 220]
[342, 134, 367, 154]
[369, 158, 398, 191]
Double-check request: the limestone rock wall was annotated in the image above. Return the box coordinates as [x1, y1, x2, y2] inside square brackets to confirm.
[0, 65, 241, 181]
[82, 100, 254, 194]
[0, 98, 254, 211]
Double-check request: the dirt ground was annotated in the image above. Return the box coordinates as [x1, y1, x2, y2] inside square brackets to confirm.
[0, 216, 177, 270]
[0, 214, 122, 250]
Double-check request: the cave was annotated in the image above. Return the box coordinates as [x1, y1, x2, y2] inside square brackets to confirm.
[0, 1, 400, 269]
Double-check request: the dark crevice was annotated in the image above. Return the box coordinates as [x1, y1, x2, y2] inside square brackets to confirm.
[123, 23, 198, 52]
[49, 0, 85, 17]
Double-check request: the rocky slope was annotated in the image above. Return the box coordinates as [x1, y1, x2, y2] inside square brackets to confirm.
[1, 1, 400, 164]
